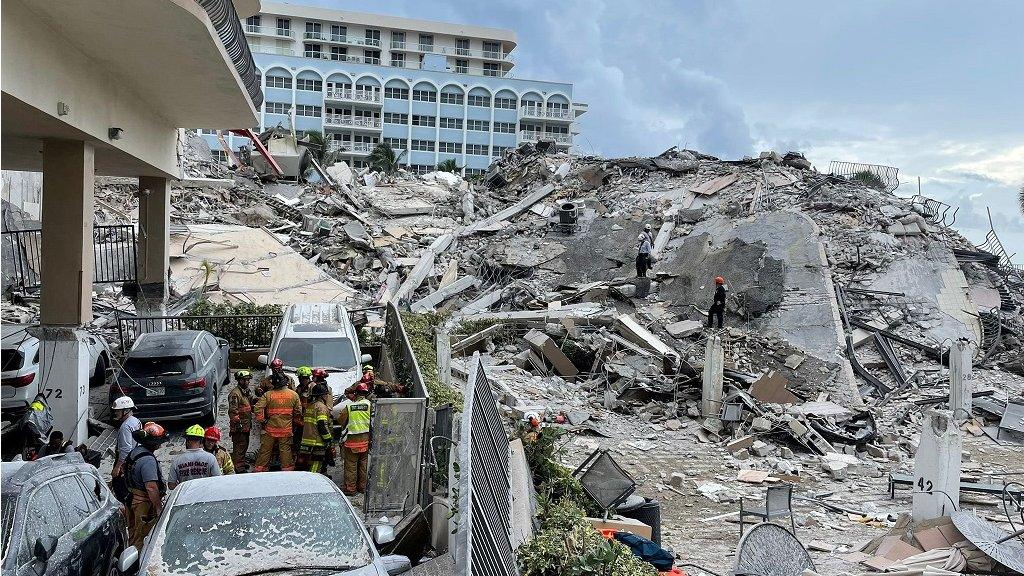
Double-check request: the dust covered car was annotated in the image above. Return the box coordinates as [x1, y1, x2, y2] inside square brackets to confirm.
[117, 471, 411, 576]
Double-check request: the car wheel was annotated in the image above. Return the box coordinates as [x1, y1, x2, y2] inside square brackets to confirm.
[90, 355, 108, 387]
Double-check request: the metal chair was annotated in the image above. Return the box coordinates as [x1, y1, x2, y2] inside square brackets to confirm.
[738, 483, 796, 536]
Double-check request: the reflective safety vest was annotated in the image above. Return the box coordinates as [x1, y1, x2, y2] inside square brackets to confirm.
[346, 398, 372, 435]
[255, 388, 302, 438]
[301, 400, 332, 448]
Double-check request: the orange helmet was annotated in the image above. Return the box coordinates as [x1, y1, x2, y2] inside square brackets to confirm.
[204, 426, 222, 442]
[133, 421, 168, 447]
[270, 358, 284, 369]
[715, 276, 725, 285]
[311, 367, 329, 380]
[355, 381, 371, 393]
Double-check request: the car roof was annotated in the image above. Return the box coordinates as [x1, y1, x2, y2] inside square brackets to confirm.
[130, 330, 206, 356]
[1, 324, 36, 348]
[171, 472, 338, 505]
[287, 303, 349, 325]
[1, 453, 89, 493]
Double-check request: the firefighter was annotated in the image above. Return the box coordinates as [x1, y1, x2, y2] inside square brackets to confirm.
[125, 422, 167, 549]
[227, 370, 255, 472]
[257, 357, 295, 396]
[299, 381, 335, 474]
[335, 381, 372, 495]
[253, 369, 303, 472]
[204, 426, 235, 475]
[295, 366, 314, 409]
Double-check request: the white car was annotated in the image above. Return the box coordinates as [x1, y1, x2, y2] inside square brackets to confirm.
[259, 303, 371, 401]
[118, 472, 411, 576]
[1, 325, 111, 418]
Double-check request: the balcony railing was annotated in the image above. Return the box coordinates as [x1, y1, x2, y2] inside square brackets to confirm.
[196, 0, 264, 107]
[364, 57, 381, 65]
[519, 131, 571, 145]
[244, 24, 262, 34]
[391, 40, 406, 49]
[252, 45, 295, 56]
[275, 28, 293, 37]
[438, 46, 511, 60]
[324, 88, 383, 104]
[391, 60, 422, 70]
[329, 141, 375, 154]
[303, 30, 329, 41]
[324, 114, 382, 130]
[520, 106, 573, 121]
[482, 68, 501, 77]
[417, 43, 435, 52]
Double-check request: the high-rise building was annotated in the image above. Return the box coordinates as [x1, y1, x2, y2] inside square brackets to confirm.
[204, 1, 587, 175]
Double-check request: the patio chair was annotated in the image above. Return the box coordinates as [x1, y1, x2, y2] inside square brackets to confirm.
[738, 483, 796, 536]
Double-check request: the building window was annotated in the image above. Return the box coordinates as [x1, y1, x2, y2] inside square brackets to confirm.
[365, 29, 381, 47]
[411, 140, 435, 152]
[412, 115, 436, 127]
[266, 75, 292, 89]
[364, 49, 381, 65]
[212, 150, 228, 163]
[296, 78, 322, 91]
[454, 59, 468, 74]
[440, 92, 464, 105]
[384, 137, 405, 150]
[383, 112, 408, 124]
[493, 121, 515, 134]
[331, 24, 346, 42]
[547, 125, 569, 135]
[391, 31, 406, 49]
[304, 43, 323, 59]
[331, 46, 348, 61]
[465, 167, 485, 176]
[467, 119, 489, 131]
[483, 63, 501, 77]
[391, 52, 405, 68]
[466, 144, 488, 156]
[439, 142, 462, 153]
[494, 97, 516, 109]
[439, 117, 463, 130]
[385, 87, 409, 100]
[467, 94, 490, 107]
[295, 104, 321, 117]
[456, 38, 470, 56]
[305, 21, 323, 40]
[266, 102, 290, 115]
[493, 145, 511, 157]
[246, 15, 261, 32]
[483, 41, 501, 58]
[412, 89, 437, 102]
[276, 18, 290, 36]
[418, 34, 434, 52]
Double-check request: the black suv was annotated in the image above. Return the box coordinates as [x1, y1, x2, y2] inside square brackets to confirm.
[1, 453, 127, 576]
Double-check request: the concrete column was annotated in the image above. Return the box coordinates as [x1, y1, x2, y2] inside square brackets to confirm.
[40, 140, 94, 325]
[37, 140, 94, 443]
[436, 326, 451, 389]
[948, 339, 973, 424]
[912, 410, 962, 522]
[136, 176, 170, 325]
[701, 335, 724, 417]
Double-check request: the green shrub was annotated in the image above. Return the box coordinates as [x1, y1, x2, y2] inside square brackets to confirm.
[399, 310, 463, 410]
[850, 170, 887, 191]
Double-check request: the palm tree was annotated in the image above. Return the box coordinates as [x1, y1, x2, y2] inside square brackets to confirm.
[302, 130, 339, 166]
[436, 159, 460, 174]
[367, 143, 405, 175]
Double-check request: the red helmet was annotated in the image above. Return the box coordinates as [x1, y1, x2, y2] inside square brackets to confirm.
[355, 381, 371, 393]
[270, 358, 284, 369]
[204, 426, 222, 442]
[715, 276, 725, 285]
[311, 367, 328, 380]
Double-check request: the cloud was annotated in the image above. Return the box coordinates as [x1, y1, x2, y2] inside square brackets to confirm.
[940, 144, 1024, 186]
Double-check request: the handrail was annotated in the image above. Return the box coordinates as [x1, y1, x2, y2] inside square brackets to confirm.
[195, 0, 264, 108]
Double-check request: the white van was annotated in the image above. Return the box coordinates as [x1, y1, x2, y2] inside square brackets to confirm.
[259, 303, 371, 401]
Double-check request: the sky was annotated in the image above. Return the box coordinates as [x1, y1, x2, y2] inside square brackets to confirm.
[305, 0, 1024, 258]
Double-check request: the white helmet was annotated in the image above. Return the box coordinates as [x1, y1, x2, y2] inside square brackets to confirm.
[112, 396, 135, 410]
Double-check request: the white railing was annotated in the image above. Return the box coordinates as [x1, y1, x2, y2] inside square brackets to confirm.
[324, 88, 383, 104]
[253, 46, 295, 56]
[519, 131, 571, 144]
[275, 28, 293, 37]
[303, 30, 329, 41]
[324, 114, 382, 129]
[328, 36, 381, 47]
[329, 141, 375, 154]
[438, 46, 511, 60]
[391, 40, 406, 49]
[391, 60, 421, 70]
[244, 24, 262, 34]
[417, 43, 435, 52]
[520, 106, 573, 120]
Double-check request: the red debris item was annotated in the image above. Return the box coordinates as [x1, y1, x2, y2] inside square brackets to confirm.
[555, 413, 567, 424]
[600, 529, 617, 540]
[659, 569, 687, 576]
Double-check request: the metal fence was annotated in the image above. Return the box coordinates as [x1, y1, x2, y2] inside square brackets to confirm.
[1, 224, 137, 290]
[979, 208, 1023, 281]
[453, 354, 519, 576]
[828, 160, 900, 193]
[381, 301, 429, 398]
[116, 313, 282, 351]
[363, 397, 428, 527]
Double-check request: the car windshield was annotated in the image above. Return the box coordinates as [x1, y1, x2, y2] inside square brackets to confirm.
[124, 356, 194, 378]
[276, 338, 356, 369]
[150, 493, 372, 575]
[1, 350, 23, 372]
[1, 493, 16, 561]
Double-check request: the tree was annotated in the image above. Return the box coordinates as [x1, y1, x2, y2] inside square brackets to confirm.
[436, 159, 460, 174]
[301, 130, 339, 167]
[368, 143, 406, 175]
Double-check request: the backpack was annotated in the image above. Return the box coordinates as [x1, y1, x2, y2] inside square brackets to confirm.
[111, 449, 159, 503]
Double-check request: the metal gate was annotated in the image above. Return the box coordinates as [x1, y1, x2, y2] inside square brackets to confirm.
[363, 397, 428, 527]
[1, 224, 137, 290]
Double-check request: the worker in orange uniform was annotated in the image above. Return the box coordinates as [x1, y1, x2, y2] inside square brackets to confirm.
[227, 370, 254, 472]
[335, 381, 372, 495]
[203, 426, 235, 475]
[253, 370, 303, 472]
[299, 381, 335, 474]
[256, 357, 295, 396]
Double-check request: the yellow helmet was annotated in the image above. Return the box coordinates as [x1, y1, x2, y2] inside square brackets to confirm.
[185, 424, 206, 438]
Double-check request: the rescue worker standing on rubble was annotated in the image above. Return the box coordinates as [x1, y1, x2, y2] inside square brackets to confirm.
[111, 395, 141, 480]
[707, 275, 727, 329]
[335, 381, 372, 495]
[125, 422, 167, 549]
[636, 232, 653, 278]
[228, 370, 254, 472]
[299, 380, 335, 473]
[203, 426, 235, 475]
[168, 425, 222, 489]
[253, 367, 303, 472]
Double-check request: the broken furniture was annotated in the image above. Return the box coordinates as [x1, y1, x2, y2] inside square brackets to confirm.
[574, 449, 637, 517]
[887, 473, 1024, 500]
[733, 522, 815, 576]
[738, 484, 796, 536]
[950, 510, 1024, 574]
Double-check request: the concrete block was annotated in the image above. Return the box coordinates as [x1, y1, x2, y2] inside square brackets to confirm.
[823, 460, 848, 480]
[669, 472, 685, 487]
[751, 416, 772, 432]
[666, 319, 703, 338]
[750, 440, 772, 457]
[726, 435, 755, 454]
